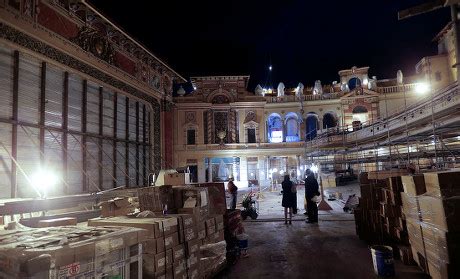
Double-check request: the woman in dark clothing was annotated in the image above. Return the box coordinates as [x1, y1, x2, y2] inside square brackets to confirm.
[281, 175, 295, 224]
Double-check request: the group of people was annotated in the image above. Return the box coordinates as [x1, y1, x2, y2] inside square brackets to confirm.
[282, 169, 320, 224]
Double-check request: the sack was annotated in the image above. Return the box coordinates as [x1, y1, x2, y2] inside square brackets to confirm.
[311, 195, 320, 203]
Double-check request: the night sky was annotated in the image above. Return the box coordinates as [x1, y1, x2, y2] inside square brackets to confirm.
[89, 0, 450, 90]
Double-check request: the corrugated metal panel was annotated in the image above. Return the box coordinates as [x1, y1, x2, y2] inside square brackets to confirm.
[68, 74, 83, 132]
[145, 111, 150, 144]
[116, 94, 126, 139]
[16, 127, 40, 198]
[138, 146, 144, 186]
[102, 140, 113, 190]
[0, 123, 12, 198]
[128, 99, 137, 141]
[0, 45, 13, 119]
[44, 130, 64, 196]
[45, 64, 63, 128]
[18, 53, 40, 124]
[116, 142, 126, 187]
[102, 90, 114, 137]
[67, 134, 83, 194]
[138, 104, 144, 142]
[128, 143, 136, 186]
[85, 138, 99, 190]
[86, 82, 100, 134]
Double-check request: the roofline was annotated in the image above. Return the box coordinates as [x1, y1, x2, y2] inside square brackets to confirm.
[190, 75, 250, 80]
[433, 21, 453, 42]
[82, 0, 187, 82]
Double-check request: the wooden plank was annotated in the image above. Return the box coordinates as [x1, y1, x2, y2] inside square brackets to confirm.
[11, 51, 19, 198]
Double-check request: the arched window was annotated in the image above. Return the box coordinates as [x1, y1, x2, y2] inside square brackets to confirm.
[306, 113, 319, 141]
[323, 112, 337, 129]
[267, 113, 283, 143]
[348, 77, 361, 91]
[285, 112, 299, 142]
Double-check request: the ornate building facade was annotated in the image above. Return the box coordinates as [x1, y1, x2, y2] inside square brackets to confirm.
[0, 0, 183, 198]
[173, 44, 455, 187]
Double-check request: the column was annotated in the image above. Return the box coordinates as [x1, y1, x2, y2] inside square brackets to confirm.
[296, 155, 301, 180]
[232, 156, 239, 181]
[258, 156, 266, 185]
[240, 156, 248, 183]
[207, 157, 213, 182]
[197, 158, 206, 183]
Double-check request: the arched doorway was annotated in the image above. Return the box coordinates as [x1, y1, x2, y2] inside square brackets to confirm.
[285, 112, 299, 142]
[348, 77, 361, 91]
[352, 106, 368, 130]
[323, 112, 337, 129]
[305, 113, 319, 141]
[267, 113, 283, 143]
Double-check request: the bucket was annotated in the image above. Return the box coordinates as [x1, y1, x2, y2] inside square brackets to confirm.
[236, 233, 249, 250]
[370, 245, 395, 277]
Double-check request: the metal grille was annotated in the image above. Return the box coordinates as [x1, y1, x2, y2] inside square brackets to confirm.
[45, 64, 63, 128]
[0, 45, 13, 119]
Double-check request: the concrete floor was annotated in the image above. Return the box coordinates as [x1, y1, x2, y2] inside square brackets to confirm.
[221, 184, 428, 279]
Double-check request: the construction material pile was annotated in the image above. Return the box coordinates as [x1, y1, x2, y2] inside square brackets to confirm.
[0, 226, 146, 278]
[401, 171, 460, 279]
[355, 170, 460, 278]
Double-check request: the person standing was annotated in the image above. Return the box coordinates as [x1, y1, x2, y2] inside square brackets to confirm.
[281, 175, 295, 224]
[227, 177, 238, 210]
[304, 169, 320, 223]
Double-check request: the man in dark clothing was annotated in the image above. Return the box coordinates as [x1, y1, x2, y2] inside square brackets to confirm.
[227, 177, 238, 210]
[305, 169, 320, 223]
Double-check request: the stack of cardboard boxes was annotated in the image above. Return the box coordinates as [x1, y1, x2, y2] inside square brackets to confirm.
[401, 171, 460, 278]
[0, 226, 146, 278]
[354, 172, 386, 244]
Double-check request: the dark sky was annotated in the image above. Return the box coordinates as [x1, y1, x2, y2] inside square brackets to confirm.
[89, 0, 450, 90]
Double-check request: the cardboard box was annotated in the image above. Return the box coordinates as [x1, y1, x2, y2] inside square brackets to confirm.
[406, 217, 424, 251]
[37, 217, 77, 227]
[165, 173, 191, 186]
[145, 237, 166, 254]
[205, 217, 216, 236]
[185, 238, 201, 255]
[88, 216, 176, 239]
[187, 265, 200, 279]
[401, 193, 420, 221]
[419, 196, 460, 232]
[186, 252, 200, 268]
[173, 258, 186, 277]
[138, 185, 174, 212]
[172, 244, 185, 262]
[178, 207, 201, 217]
[401, 175, 426, 196]
[164, 232, 180, 250]
[0, 226, 146, 278]
[179, 226, 197, 243]
[423, 170, 460, 198]
[196, 183, 227, 215]
[422, 223, 460, 265]
[153, 267, 173, 279]
[100, 197, 131, 217]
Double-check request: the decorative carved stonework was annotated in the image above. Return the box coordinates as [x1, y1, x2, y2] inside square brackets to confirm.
[73, 26, 115, 65]
[244, 111, 256, 123]
[185, 111, 196, 123]
[212, 95, 230, 104]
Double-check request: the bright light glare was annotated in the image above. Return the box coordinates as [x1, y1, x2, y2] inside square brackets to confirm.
[415, 82, 430, 94]
[279, 170, 284, 175]
[273, 168, 278, 173]
[31, 169, 58, 196]
[269, 65, 272, 71]
[362, 78, 369, 86]
[310, 165, 319, 173]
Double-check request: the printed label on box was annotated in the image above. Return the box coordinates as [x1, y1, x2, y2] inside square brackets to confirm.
[59, 262, 81, 277]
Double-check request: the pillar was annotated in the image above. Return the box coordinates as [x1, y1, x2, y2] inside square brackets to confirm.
[232, 156, 239, 181]
[296, 155, 301, 180]
[240, 156, 248, 182]
[197, 158, 206, 183]
[207, 157, 213, 182]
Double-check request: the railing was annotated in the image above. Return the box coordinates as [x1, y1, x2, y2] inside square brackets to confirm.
[177, 141, 306, 152]
[265, 84, 419, 103]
